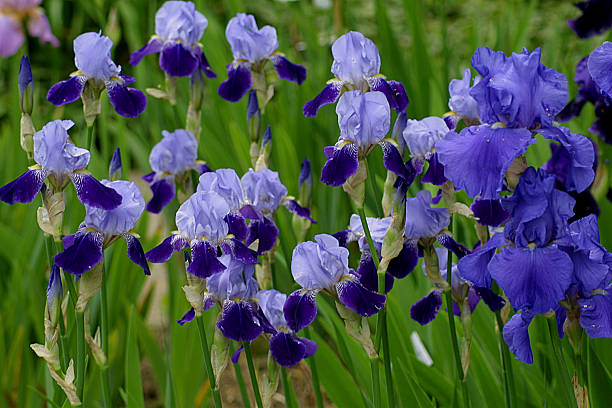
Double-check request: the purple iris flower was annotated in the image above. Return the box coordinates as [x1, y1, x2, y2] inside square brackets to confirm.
[129, 1, 215, 78]
[303, 31, 408, 116]
[321, 91, 409, 187]
[54, 180, 149, 276]
[146, 191, 257, 279]
[241, 168, 315, 253]
[0, 119, 121, 210]
[588, 41, 612, 104]
[218, 13, 306, 102]
[47, 32, 146, 118]
[446, 68, 481, 126]
[402, 116, 450, 186]
[0, 0, 58, 57]
[283, 234, 386, 333]
[436, 47, 569, 199]
[257, 289, 317, 367]
[143, 129, 209, 213]
[568, 0, 612, 39]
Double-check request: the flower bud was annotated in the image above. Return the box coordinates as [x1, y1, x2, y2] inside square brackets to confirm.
[18, 56, 33, 115]
[20, 113, 35, 156]
[109, 147, 123, 180]
[336, 301, 378, 359]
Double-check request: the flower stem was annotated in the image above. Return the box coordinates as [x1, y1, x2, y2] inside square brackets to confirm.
[86, 124, 95, 153]
[100, 260, 112, 407]
[229, 342, 250, 408]
[196, 316, 223, 407]
[444, 218, 470, 408]
[546, 317, 578, 408]
[75, 310, 86, 401]
[243, 341, 264, 408]
[304, 327, 324, 408]
[495, 310, 514, 408]
[280, 366, 295, 408]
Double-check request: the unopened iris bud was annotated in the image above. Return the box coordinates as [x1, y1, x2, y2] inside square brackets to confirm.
[109, 147, 123, 180]
[298, 158, 313, 207]
[46, 265, 63, 326]
[246, 89, 261, 140]
[19, 56, 34, 114]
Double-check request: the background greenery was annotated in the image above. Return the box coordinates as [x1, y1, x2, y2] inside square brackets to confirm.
[1, 0, 611, 407]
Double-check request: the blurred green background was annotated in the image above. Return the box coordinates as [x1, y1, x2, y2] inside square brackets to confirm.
[1, 0, 612, 407]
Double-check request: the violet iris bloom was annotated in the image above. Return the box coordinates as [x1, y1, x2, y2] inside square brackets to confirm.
[321, 91, 409, 187]
[0, 119, 121, 210]
[436, 47, 570, 199]
[257, 289, 317, 367]
[402, 116, 450, 186]
[55, 180, 149, 276]
[218, 13, 306, 102]
[446, 68, 481, 127]
[0, 0, 58, 57]
[143, 129, 210, 213]
[568, 0, 612, 39]
[129, 1, 215, 78]
[47, 32, 146, 118]
[283, 234, 386, 333]
[303, 31, 408, 116]
[146, 191, 257, 279]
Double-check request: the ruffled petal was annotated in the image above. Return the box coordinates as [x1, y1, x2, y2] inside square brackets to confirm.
[245, 216, 279, 254]
[218, 62, 252, 102]
[106, 82, 147, 118]
[303, 80, 344, 117]
[187, 241, 226, 279]
[270, 332, 308, 367]
[367, 76, 409, 112]
[489, 246, 573, 314]
[159, 42, 198, 77]
[0, 169, 46, 204]
[410, 290, 443, 325]
[284, 289, 318, 332]
[503, 312, 534, 364]
[145, 176, 176, 214]
[54, 232, 104, 275]
[269, 54, 307, 84]
[336, 276, 386, 317]
[129, 38, 163, 66]
[124, 234, 150, 275]
[71, 172, 123, 210]
[320, 143, 359, 187]
[457, 232, 506, 288]
[578, 287, 612, 338]
[217, 300, 264, 342]
[47, 76, 85, 106]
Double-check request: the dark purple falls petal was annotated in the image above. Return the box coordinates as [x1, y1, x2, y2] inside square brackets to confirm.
[218, 62, 252, 102]
[422, 153, 447, 186]
[474, 286, 506, 312]
[107, 82, 147, 118]
[303, 80, 343, 117]
[437, 234, 471, 259]
[71, 172, 122, 210]
[196, 48, 217, 79]
[0, 169, 46, 204]
[177, 308, 195, 326]
[355, 252, 394, 293]
[410, 290, 443, 325]
[125, 234, 150, 275]
[367, 76, 409, 112]
[387, 241, 419, 279]
[231, 346, 244, 364]
[187, 241, 226, 278]
[457, 232, 506, 288]
[284, 289, 318, 332]
[246, 216, 279, 254]
[47, 76, 85, 106]
[146, 235, 183, 263]
[159, 42, 198, 77]
[130, 38, 163, 66]
[380, 140, 413, 182]
[269, 54, 306, 85]
[221, 238, 258, 265]
[471, 198, 510, 227]
[225, 212, 248, 242]
[320, 143, 359, 187]
[283, 199, 316, 223]
[387, 80, 409, 113]
[568, 0, 612, 39]
[217, 300, 263, 342]
[270, 332, 311, 367]
[54, 232, 103, 275]
[336, 276, 386, 317]
[145, 176, 176, 214]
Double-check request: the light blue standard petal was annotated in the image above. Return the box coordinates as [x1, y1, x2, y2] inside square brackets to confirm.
[33, 120, 90, 176]
[84, 180, 144, 237]
[149, 129, 198, 175]
[155, 1, 208, 45]
[436, 125, 534, 199]
[489, 246, 573, 314]
[337, 90, 391, 149]
[404, 190, 450, 240]
[225, 13, 278, 63]
[402, 116, 450, 158]
[448, 68, 481, 123]
[291, 234, 349, 290]
[588, 41, 612, 99]
[257, 289, 288, 331]
[73, 32, 120, 81]
[175, 191, 230, 243]
[331, 31, 380, 88]
[241, 168, 288, 215]
[197, 168, 246, 212]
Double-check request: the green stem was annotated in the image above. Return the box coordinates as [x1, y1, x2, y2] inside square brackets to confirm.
[44, 234, 68, 371]
[243, 342, 263, 408]
[229, 342, 250, 408]
[86, 124, 95, 153]
[495, 311, 513, 408]
[100, 260, 111, 407]
[75, 311, 86, 402]
[369, 358, 381, 408]
[195, 316, 223, 408]
[547, 317, 578, 408]
[280, 367, 295, 408]
[304, 327, 324, 408]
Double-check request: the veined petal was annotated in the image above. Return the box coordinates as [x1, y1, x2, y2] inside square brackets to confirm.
[129, 38, 163, 66]
[503, 312, 534, 364]
[160, 42, 198, 77]
[177, 308, 196, 325]
[124, 234, 150, 275]
[0, 169, 46, 204]
[367, 76, 409, 112]
[269, 54, 306, 85]
[320, 143, 359, 187]
[245, 216, 279, 254]
[71, 172, 123, 210]
[218, 62, 252, 102]
[457, 232, 506, 288]
[380, 140, 414, 181]
[355, 252, 394, 293]
[303, 80, 343, 117]
[422, 153, 447, 186]
[387, 241, 419, 279]
[54, 231, 104, 275]
[489, 246, 573, 314]
[146, 235, 188, 263]
[282, 199, 316, 223]
[578, 286, 612, 338]
[145, 176, 176, 214]
[223, 238, 258, 265]
[47, 76, 85, 106]
[471, 198, 510, 227]
[474, 286, 506, 312]
[410, 290, 443, 325]
[336, 275, 386, 317]
[196, 48, 217, 79]
[217, 300, 263, 342]
[269, 332, 308, 367]
[106, 82, 147, 118]
[188, 241, 226, 278]
[225, 212, 248, 242]
[284, 289, 318, 332]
